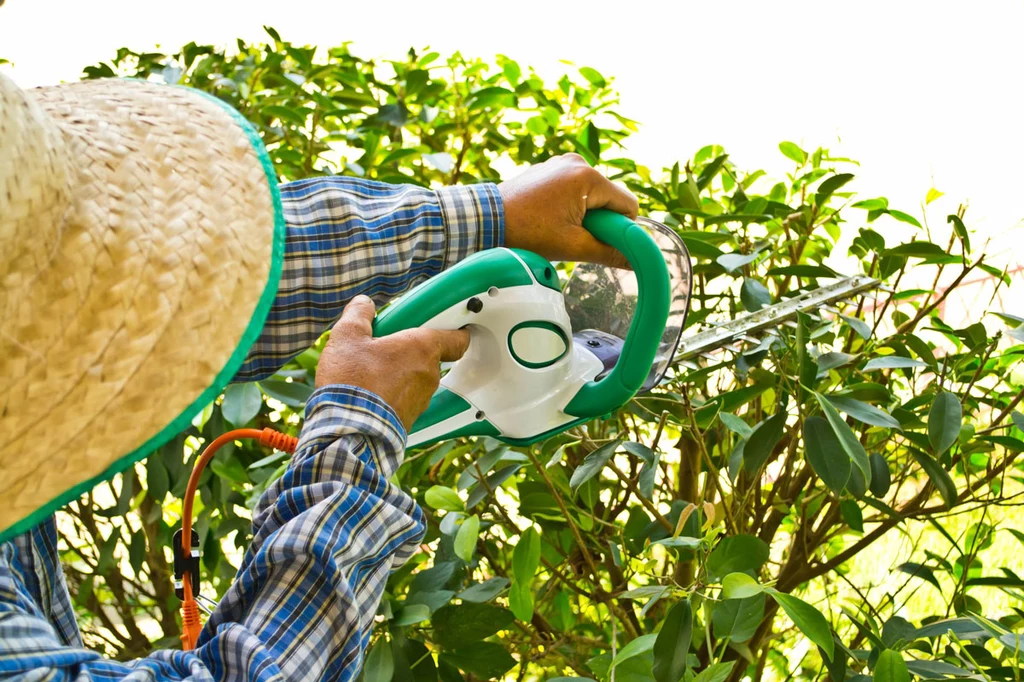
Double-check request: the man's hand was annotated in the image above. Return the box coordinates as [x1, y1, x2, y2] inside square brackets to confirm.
[499, 153, 639, 270]
[316, 296, 470, 429]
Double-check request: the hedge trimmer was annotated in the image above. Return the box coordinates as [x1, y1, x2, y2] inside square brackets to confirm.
[173, 209, 880, 649]
[372, 210, 882, 447]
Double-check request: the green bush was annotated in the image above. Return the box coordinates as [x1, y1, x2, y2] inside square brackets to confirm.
[63, 28, 1024, 681]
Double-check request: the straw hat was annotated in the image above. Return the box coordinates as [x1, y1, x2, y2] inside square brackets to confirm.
[0, 73, 284, 541]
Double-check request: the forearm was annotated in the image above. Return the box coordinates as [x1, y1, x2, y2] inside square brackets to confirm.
[200, 386, 423, 681]
[0, 386, 419, 682]
[235, 177, 503, 382]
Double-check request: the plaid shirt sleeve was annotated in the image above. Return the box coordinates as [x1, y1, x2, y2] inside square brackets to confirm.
[234, 176, 504, 382]
[0, 177, 504, 681]
[0, 387, 422, 682]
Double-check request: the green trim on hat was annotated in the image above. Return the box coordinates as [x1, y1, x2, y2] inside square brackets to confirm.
[0, 87, 286, 544]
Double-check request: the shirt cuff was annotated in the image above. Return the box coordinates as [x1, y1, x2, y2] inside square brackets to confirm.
[302, 385, 408, 472]
[436, 183, 504, 268]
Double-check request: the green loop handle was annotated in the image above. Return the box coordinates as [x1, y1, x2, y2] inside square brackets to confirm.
[564, 210, 671, 418]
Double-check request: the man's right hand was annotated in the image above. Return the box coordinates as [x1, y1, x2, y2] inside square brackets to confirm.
[315, 296, 470, 430]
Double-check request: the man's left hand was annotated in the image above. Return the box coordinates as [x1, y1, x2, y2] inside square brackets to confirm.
[499, 154, 638, 270]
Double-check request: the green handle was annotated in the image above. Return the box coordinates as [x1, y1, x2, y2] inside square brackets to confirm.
[564, 210, 671, 418]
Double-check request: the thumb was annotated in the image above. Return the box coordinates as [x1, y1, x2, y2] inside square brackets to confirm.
[428, 327, 472, 363]
[333, 294, 377, 338]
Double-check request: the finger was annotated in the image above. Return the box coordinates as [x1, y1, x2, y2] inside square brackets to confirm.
[565, 225, 632, 270]
[428, 327, 472, 362]
[333, 294, 376, 338]
[584, 174, 640, 220]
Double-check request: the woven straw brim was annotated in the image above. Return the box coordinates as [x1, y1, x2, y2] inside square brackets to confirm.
[0, 79, 284, 539]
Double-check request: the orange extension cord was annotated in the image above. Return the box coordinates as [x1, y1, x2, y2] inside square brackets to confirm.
[178, 428, 299, 650]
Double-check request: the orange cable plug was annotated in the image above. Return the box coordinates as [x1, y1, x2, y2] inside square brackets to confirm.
[178, 427, 298, 650]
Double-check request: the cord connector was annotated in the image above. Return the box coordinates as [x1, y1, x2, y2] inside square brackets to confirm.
[172, 528, 201, 600]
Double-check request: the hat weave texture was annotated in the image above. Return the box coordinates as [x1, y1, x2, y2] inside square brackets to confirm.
[0, 75, 283, 537]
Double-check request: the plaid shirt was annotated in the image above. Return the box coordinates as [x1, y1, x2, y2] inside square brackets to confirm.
[0, 177, 504, 681]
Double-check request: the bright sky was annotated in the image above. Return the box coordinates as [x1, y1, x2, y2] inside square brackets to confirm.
[2, 0, 1021, 265]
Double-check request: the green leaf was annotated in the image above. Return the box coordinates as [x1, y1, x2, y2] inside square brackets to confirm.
[651, 536, 702, 550]
[425, 486, 464, 512]
[706, 535, 770, 581]
[1013, 411, 1024, 433]
[928, 391, 962, 454]
[501, 60, 522, 85]
[716, 252, 758, 273]
[128, 531, 146, 575]
[210, 456, 248, 484]
[457, 577, 508, 603]
[611, 634, 658, 670]
[827, 396, 902, 430]
[873, 649, 910, 682]
[840, 314, 872, 341]
[466, 86, 516, 110]
[509, 581, 534, 621]
[948, 213, 971, 252]
[853, 198, 889, 211]
[765, 264, 838, 278]
[712, 595, 764, 643]
[803, 416, 851, 495]
[146, 457, 169, 502]
[392, 603, 431, 626]
[905, 660, 973, 679]
[869, 453, 891, 497]
[883, 242, 943, 258]
[903, 333, 938, 367]
[221, 382, 262, 427]
[926, 188, 944, 204]
[405, 589, 453, 614]
[779, 141, 808, 164]
[896, 562, 941, 590]
[692, 663, 736, 682]
[863, 356, 927, 371]
[637, 453, 659, 500]
[262, 104, 309, 126]
[815, 173, 854, 205]
[258, 379, 313, 407]
[696, 154, 729, 191]
[364, 638, 395, 682]
[719, 413, 754, 440]
[743, 406, 787, 473]
[621, 440, 655, 464]
[887, 210, 922, 228]
[569, 440, 620, 492]
[740, 278, 771, 312]
[454, 514, 479, 563]
[818, 351, 854, 372]
[910, 449, 957, 509]
[840, 499, 864, 532]
[652, 599, 692, 682]
[512, 527, 541, 583]
[432, 602, 514, 649]
[578, 66, 606, 87]
[441, 641, 516, 680]
[813, 393, 871, 487]
[768, 590, 834, 659]
[722, 573, 763, 600]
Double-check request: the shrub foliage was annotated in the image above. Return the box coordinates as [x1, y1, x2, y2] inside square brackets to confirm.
[62, 28, 1024, 681]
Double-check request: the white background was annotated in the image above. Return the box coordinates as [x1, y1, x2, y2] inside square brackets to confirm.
[2, 0, 1021, 265]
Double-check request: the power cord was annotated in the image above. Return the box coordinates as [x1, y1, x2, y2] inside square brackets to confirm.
[175, 428, 299, 650]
